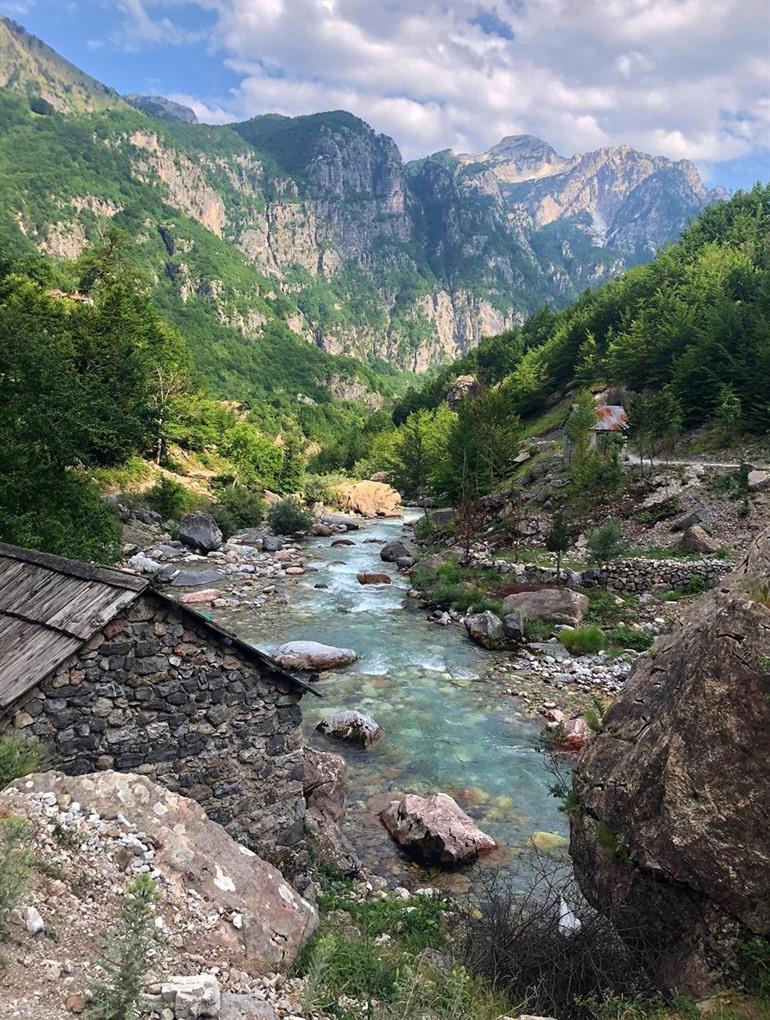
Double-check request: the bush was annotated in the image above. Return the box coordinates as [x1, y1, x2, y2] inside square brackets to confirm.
[605, 626, 653, 652]
[86, 875, 164, 1020]
[588, 519, 624, 566]
[266, 497, 314, 535]
[524, 618, 555, 642]
[560, 625, 605, 656]
[303, 473, 346, 506]
[0, 733, 45, 789]
[0, 816, 32, 938]
[458, 867, 656, 1020]
[585, 591, 630, 626]
[210, 483, 264, 539]
[144, 477, 195, 520]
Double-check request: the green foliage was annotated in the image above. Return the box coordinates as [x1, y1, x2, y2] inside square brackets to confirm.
[560, 625, 606, 656]
[447, 386, 520, 499]
[144, 476, 196, 520]
[604, 626, 653, 652]
[86, 875, 164, 1020]
[0, 734, 45, 790]
[546, 510, 571, 576]
[388, 406, 455, 500]
[524, 618, 555, 642]
[210, 483, 264, 539]
[266, 497, 313, 535]
[0, 816, 32, 941]
[585, 591, 631, 626]
[411, 557, 502, 614]
[588, 520, 625, 566]
[740, 937, 770, 996]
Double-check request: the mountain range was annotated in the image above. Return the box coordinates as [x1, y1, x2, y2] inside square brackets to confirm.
[0, 15, 723, 378]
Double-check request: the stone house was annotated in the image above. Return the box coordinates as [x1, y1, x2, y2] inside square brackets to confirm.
[0, 542, 317, 881]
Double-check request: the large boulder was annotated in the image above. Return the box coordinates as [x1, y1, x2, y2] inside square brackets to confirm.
[380, 792, 496, 865]
[679, 525, 720, 555]
[571, 527, 770, 995]
[273, 641, 357, 672]
[3, 771, 317, 972]
[380, 540, 410, 563]
[170, 568, 227, 587]
[303, 749, 360, 876]
[748, 469, 770, 492]
[333, 480, 402, 518]
[357, 572, 392, 585]
[502, 588, 589, 628]
[446, 374, 481, 410]
[464, 610, 505, 649]
[179, 512, 223, 552]
[317, 710, 383, 747]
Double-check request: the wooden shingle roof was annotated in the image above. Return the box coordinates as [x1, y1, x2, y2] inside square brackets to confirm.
[0, 542, 316, 709]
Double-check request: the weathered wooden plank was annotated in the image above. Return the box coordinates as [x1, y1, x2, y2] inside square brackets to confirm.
[0, 543, 146, 592]
[0, 616, 81, 708]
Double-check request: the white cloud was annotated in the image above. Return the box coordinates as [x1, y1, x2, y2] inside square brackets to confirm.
[123, 0, 770, 171]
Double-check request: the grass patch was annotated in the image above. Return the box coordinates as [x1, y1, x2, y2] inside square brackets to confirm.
[0, 734, 45, 790]
[412, 556, 503, 614]
[91, 456, 154, 492]
[560, 625, 605, 656]
[604, 626, 653, 653]
[585, 590, 632, 626]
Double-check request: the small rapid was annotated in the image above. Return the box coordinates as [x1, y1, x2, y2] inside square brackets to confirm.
[231, 510, 568, 890]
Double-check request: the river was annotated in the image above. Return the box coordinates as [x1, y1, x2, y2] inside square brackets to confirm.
[230, 509, 568, 891]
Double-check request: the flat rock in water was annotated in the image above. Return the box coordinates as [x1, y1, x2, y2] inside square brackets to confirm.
[179, 588, 222, 604]
[380, 792, 496, 865]
[274, 641, 358, 671]
[357, 572, 391, 585]
[171, 568, 227, 587]
[331, 538, 355, 547]
[317, 710, 383, 747]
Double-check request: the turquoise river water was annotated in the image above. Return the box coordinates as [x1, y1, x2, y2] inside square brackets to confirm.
[234, 509, 568, 891]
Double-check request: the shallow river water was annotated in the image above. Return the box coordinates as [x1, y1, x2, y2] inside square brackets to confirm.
[233, 510, 568, 891]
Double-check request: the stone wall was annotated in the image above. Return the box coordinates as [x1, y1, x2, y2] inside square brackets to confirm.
[477, 554, 729, 595]
[4, 592, 307, 879]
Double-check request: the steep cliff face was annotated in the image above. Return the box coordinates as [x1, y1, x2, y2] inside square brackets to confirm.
[0, 16, 723, 370]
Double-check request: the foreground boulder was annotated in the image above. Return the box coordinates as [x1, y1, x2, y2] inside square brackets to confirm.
[179, 511, 223, 552]
[3, 771, 317, 972]
[274, 641, 357, 671]
[502, 588, 589, 628]
[679, 524, 720, 555]
[464, 610, 505, 649]
[333, 480, 402, 517]
[380, 792, 496, 865]
[571, 527, 770, 995]
[380, 540, 410, 563]
[317, 710, 383, 746]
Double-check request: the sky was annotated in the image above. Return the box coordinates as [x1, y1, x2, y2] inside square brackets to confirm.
[2, 0, 769, 192]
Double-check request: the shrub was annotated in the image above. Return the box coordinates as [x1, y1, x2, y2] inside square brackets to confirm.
[0, 733, 45, 790]
[86, 875, 164, 1020]
[458, 867, 656, 1020]
[588, 520, 624, 566]
[605, 626, 654, 652]
[266, 497, 313, 535]
[560, 625, 605, 656]
[210, 483, 264, 538]
[0, 816, 32, 938]
[586, 591, 630, 626]
[524, 618, 554, 642]
[303, 473, 346, 506]
[144, 477, 195, 520]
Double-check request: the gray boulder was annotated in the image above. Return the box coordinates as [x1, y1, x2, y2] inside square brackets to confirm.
[179, 512, 223, 552]
[317, 710, 383, 747]
[464, 610, 505, 649]
[170, 568, 227, 587]
[502, 611, 525, 644]
[679, 525, 720, 555]
[274, 641, 357, 672]
[380, 540, 411, 563]
[221, 994, 278, 1019]
[262, 535, 283, 552]
[670, 510, 702, 532]
[303, 748, 360, 875]
[748, 469, 770, 492]
[503, 588, 589, 629]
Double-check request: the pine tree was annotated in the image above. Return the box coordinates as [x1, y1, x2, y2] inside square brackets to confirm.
[546, 511, 571, 583]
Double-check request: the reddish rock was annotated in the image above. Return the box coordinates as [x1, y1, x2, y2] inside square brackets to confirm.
[284, 566, 305, 575]
[333, 480, 402, 518]
[357, 572, 392, 585]
[557, 716, 592, 752]
[380, 792, 497, 865]
[179, 589, 222, 604]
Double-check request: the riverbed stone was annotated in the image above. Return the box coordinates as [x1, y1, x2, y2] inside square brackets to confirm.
[311, 522, 333, 537]
[380, 540, 410, 563]
[316, 711, 383, 747]
[262, 536, 283, 552]
[274, 641, 358, 672]
[380, 792, 496, 865]
[464, 610, 504, 649]
[357, 572, 392, 585]
[179, 512, 223, 553]
[170, 568, 227, 587]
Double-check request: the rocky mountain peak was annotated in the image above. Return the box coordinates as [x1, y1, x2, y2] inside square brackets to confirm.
[126, 94, 198, 124]
[462, 133, 568, 183]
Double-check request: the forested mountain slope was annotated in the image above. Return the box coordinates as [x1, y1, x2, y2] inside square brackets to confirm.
[0, 15, 721, 374]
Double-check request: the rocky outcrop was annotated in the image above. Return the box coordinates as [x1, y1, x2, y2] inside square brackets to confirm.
[3, 771, 317, 972]
[179, 512, 223, 552]
[571, 528, 770, 994]
[380, 792, 496, 865]
[502, 588, 589, 628]
[303, 748, 360, 875]
[446, 374, 482, 410]
[273, 641, 357, 672]
[316, 710, 383, 747]
[333, 481, 402, 517]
